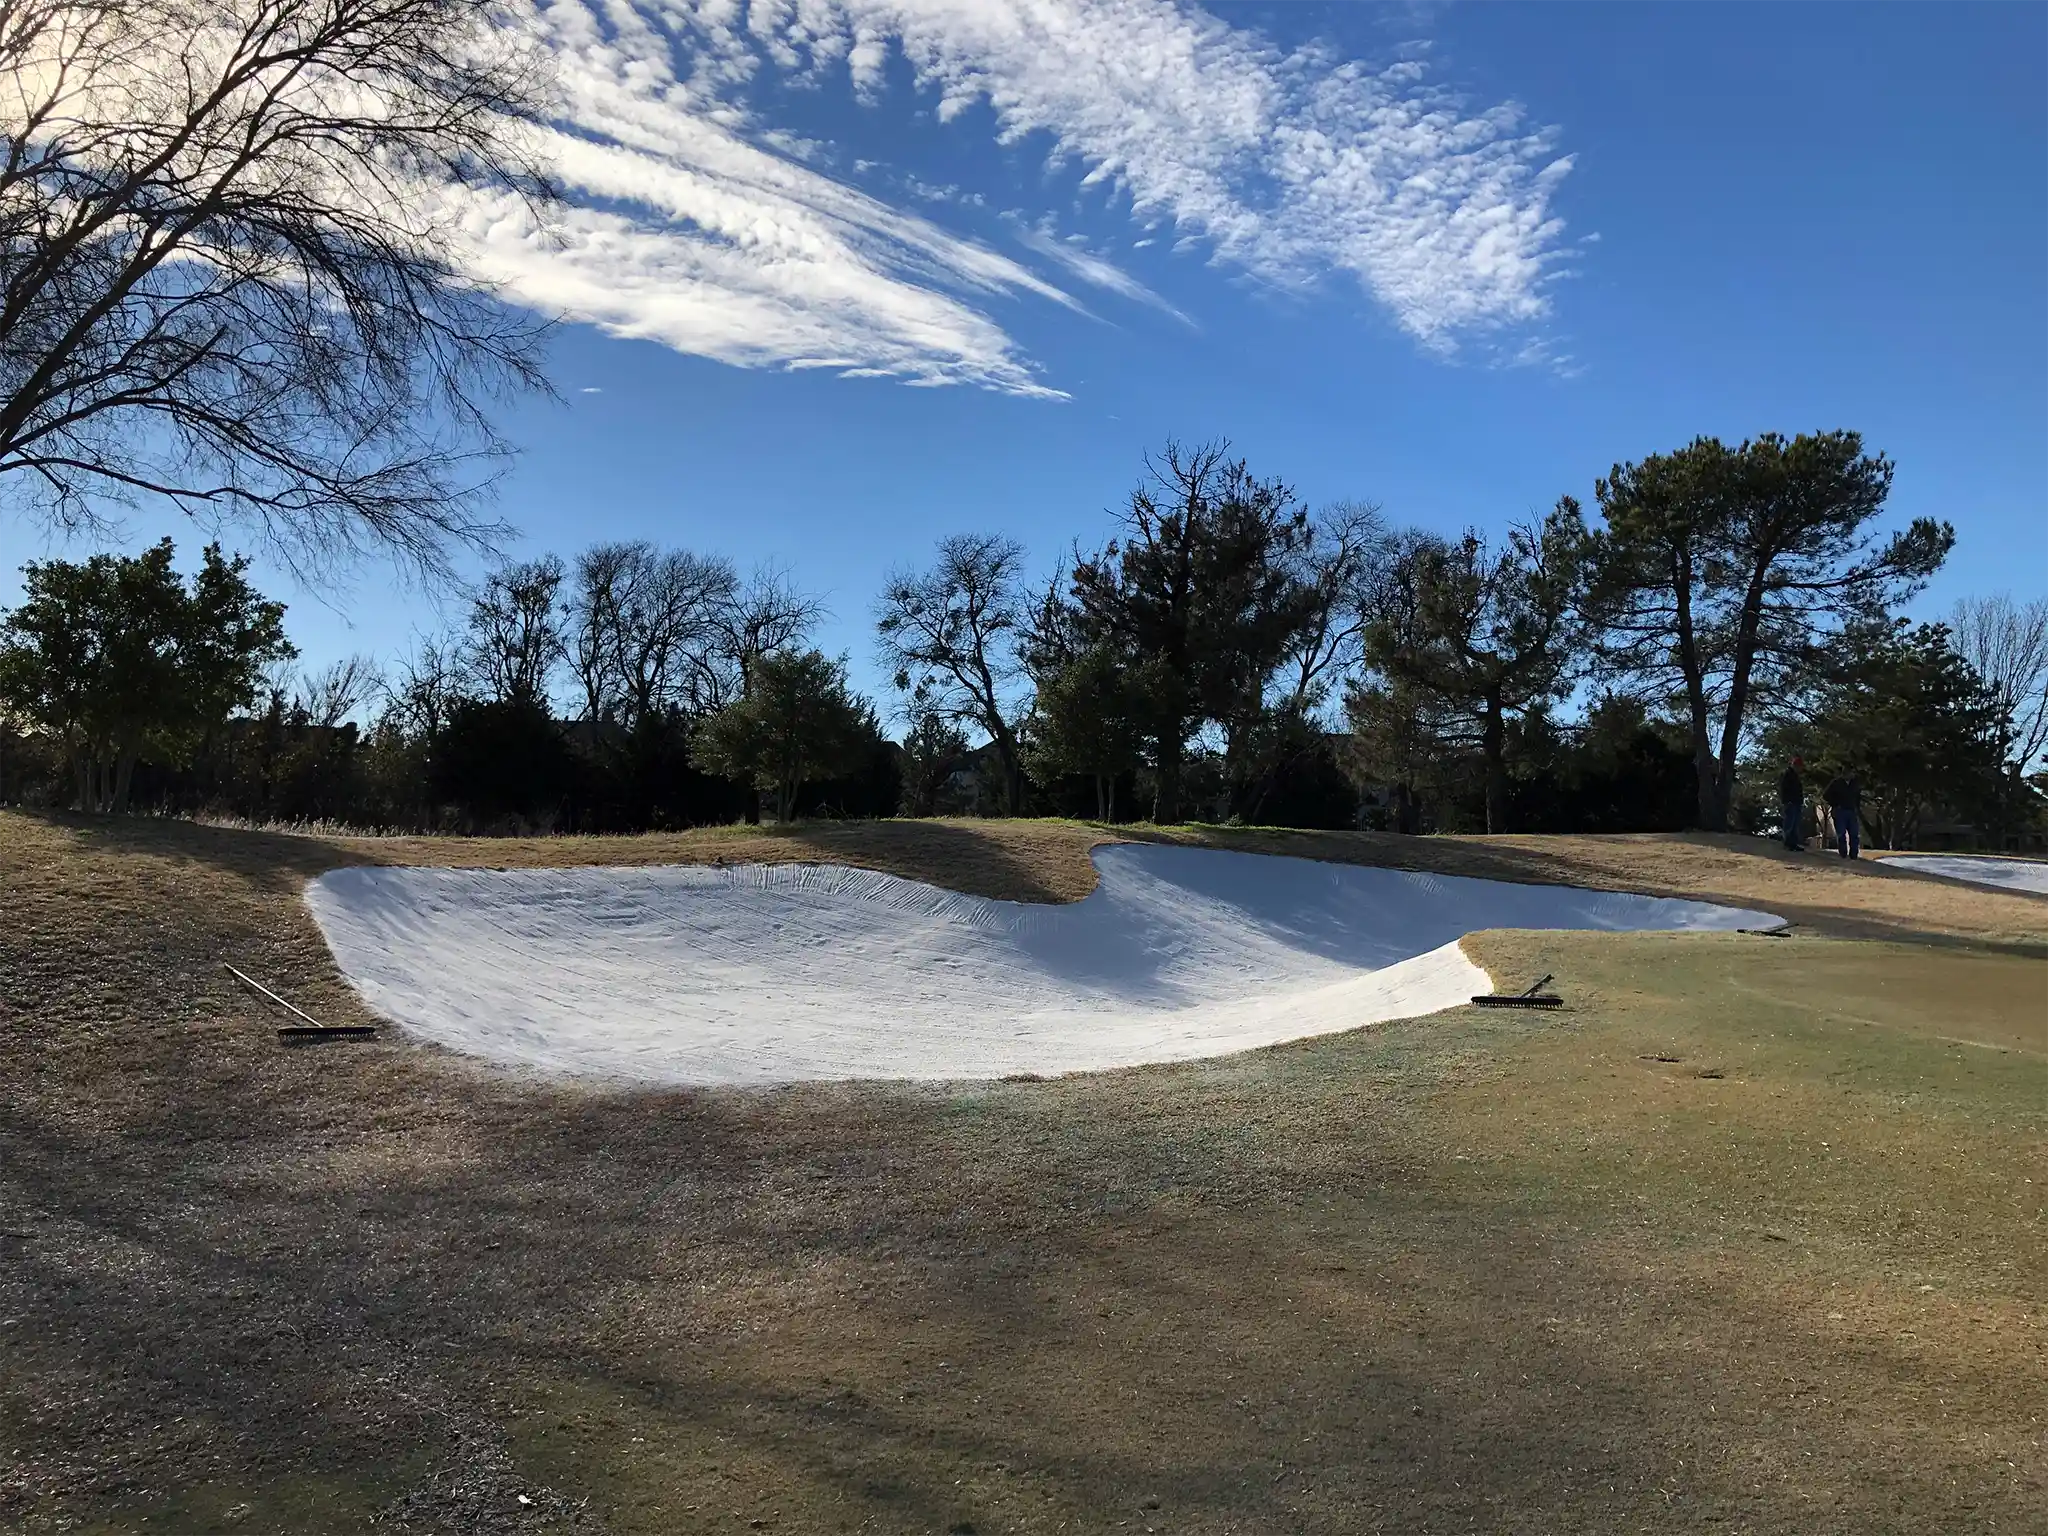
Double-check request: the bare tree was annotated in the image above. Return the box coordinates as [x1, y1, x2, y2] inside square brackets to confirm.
[1951, 594, 2048, 775]
[565, 542, 634, 724]
[0, 0, 552, 573]
[566, 541, 737, 725]
[462, 556, 562, 706]
[708, 562, 821, 708]
[876, 533, 1030, 814]
[619, 548, 736, 721]
[296, 653, 381, 727]
[380, 631, 458, 740]
[1273, 501, 1387, 711]
[1951, 593, 2048, 847]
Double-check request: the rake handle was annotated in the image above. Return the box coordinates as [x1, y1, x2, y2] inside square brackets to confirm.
[223, 964, 327, 1030]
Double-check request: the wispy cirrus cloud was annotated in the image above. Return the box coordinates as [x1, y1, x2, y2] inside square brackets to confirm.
[1015, 220, 1194, 327]
[459, 0, 1575, 396]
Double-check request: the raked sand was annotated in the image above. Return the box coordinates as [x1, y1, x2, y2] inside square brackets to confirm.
[304, 843, 1783, 1086]
[1879, 853, 2048, 896]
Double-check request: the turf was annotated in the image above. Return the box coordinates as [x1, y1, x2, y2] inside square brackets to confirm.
[1, 810, 2043, 1535]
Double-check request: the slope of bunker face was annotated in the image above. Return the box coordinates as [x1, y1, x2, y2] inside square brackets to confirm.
[1880, 854, 2048, 896]
[304, 843, 1784, 1085]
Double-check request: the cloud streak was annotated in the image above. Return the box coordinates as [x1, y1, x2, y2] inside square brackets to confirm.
[1016, 221, 1194, 326]
[461, 0, 1574, 394]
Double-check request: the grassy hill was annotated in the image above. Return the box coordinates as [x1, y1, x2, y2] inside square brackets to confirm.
[1, 811, 2043, 1534]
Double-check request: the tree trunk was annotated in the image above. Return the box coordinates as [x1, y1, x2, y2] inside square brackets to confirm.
[1704, 558, 1775, 835]
[112, 750, 137, 813]
[1093, 775, 1106, 821]
[1693, 741, 1722, 832]
[1153, 732, 1182, 824]
[1668, 545, 1722, 832]
[1481, 700, 1508, 835]
[990, 724, 1025, 817]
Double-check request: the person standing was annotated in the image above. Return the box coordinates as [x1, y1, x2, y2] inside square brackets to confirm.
[1825, 771, 1862, 859]
[1779, 757, 1806, 851]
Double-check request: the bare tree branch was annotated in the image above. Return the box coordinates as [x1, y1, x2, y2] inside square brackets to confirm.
[0, 0, 556, 577]
[295, 649, 379, 725]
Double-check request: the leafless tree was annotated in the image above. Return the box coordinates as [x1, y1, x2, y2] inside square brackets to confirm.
[623, 548, 737, 720]
[296, 652, 381, 726]
[1951, 594, 2048, 776]
[1272, 501, 1388, 713]
[378, 631, 457, 739]
[566, 541, 738, 725]
[462, 555, 562, 706]
[0, 0, 553, 574]
[708, 562, 822, 708]
[876, 532, 1029, 813]
[566, 541, 635, 723]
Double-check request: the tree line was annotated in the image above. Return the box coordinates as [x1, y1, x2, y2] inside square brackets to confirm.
[4, 432, 2044, 848]
[1, 3, 2039, 846]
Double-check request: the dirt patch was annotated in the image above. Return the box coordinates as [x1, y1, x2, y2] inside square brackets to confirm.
[2, 810, 2044, 1535]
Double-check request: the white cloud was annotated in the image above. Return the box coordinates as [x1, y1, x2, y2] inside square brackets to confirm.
[464, 0, 1574, 393]
[1015, 221, 1192, 326]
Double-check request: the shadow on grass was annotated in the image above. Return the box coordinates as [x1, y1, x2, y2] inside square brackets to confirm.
[6, 997, 2036, 1535]
[14, 807, 373, 891]
[8, 804, 2038, 1534]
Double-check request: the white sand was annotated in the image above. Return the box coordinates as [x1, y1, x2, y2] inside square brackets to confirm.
[304, 843, 1783, 1086]
[1880, 854, 2048, 896]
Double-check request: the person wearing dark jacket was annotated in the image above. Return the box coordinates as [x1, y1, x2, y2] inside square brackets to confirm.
[1778, 758, 1806, 851]
[1825, 772, 1862, 859]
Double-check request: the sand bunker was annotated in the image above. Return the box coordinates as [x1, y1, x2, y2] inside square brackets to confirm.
[1880, 854, 2048, 895]
[305, 844, 1782, 1085]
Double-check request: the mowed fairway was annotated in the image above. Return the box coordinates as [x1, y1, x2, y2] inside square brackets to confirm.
[1, 813, 2043, 1535]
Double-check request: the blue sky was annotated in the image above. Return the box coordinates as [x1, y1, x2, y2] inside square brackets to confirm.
[5, 0, 2044, 717]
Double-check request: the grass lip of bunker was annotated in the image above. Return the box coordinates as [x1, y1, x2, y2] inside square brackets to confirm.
[303, 842, 1785, 1086]
[1879, 852, 2048, 896]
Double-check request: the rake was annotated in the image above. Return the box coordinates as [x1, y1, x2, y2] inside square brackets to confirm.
[224, 964, 376, 1040]
[1471, 972, 1564, 1010]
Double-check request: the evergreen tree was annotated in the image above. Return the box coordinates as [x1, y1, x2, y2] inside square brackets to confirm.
[1768, 621, 2003, 848]
[1360, 502, 1589, 833]
[1022, 645, 1149, 821]
[0, 539, 291, 810]
[1067, 440, 1318, 822]
[899, 707, 971, 817]
[692, 650, 874, 822]
[1589, 431, 1952, 831]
